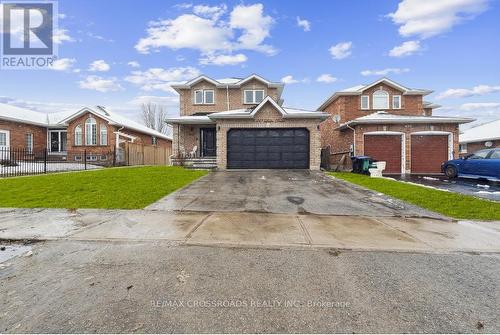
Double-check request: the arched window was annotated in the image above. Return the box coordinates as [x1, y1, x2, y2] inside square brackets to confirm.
[74, 125, 82, 146]
[373, 90, 389, 109]
[100, 124, 107, 145]
[85, 117, 97, 145]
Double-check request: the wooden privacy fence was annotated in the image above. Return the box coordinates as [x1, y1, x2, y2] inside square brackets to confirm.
[124, 143, 172, 166]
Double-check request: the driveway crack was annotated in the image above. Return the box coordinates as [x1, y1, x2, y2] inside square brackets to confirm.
[295, 215, 313, 245]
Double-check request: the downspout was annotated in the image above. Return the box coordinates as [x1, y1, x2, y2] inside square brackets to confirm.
[346, 124, 356, 156]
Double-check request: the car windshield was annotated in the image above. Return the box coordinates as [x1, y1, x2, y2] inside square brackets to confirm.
[469, 149, 490, 159]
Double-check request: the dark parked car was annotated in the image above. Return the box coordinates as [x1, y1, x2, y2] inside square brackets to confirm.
[442, 148, 500, 181]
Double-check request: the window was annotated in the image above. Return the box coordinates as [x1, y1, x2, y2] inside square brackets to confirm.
[152, 136, 158, 145]
[459, 143, 467, 153]
[469, 149, 490, 159]
[361, 95, 369, 110]
[100, 124, 107, 146]
[85, 117, 97, 145]
[75, 125, 82, 146]
[100, 155, 108, 161]
[194, 90, 214, 104]
[74, 155, 82, 161]
[0, 132, 6, 146]
[25, 133, 33, 153]
[489, 149, 500, 159]
[244, 90, 265, 104]
[86, 155, 97, 161]
[392, 95, 401, 109]
[372, 90, 389, 109]
[49, 130, 67, 152]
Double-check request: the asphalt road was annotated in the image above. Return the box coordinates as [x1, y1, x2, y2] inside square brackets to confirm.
[1, 240, 499, 333]
[392, 174, 500, 201]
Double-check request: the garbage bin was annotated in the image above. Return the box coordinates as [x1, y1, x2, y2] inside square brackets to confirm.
[351, 156, 376, 175]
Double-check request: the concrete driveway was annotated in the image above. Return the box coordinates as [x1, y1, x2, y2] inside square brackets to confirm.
[147, 170, 439, 218]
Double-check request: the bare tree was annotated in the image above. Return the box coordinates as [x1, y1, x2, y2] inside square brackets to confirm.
[141, 102, 171, 135]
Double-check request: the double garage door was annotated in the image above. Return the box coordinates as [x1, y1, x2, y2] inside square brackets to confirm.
[364, 134, 449, 174]
[227, 128, 309, 169]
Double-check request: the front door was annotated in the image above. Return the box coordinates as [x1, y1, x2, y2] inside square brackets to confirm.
[201, 128, 216, 157]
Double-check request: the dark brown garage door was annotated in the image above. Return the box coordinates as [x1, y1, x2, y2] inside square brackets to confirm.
[411, 135, 448, 174]
[364, 135, 402, 174]
[227, 128, 309, 169]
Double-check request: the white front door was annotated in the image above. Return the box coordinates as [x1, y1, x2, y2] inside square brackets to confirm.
[0, 129, 10, 159]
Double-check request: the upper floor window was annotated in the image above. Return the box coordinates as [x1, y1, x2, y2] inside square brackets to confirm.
[100, 124, 107, 146]
[392, 95, 401, 109]
[85, 117, 97, 145]
[75, 125, 82, 146]
[244, 90, 264, 104]
[361, 95, 369, 110]
[194, 90, 214, 104]
[373, 90, 389, 109]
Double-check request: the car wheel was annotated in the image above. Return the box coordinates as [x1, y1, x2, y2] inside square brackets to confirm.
[445, 165, 458, 179]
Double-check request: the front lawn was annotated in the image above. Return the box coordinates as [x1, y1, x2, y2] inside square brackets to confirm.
[330, 172, 500, 221]
[0, 166, 208, 209]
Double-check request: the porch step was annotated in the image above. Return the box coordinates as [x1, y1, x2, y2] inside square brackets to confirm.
[172, 157, 217, 169]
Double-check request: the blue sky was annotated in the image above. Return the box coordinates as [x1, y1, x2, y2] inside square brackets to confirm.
[0, 0, 499, 128]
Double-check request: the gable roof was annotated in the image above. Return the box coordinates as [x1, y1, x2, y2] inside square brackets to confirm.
[0, 103, 71, 126]
[171, 74, 285, 96]
[59, 106, 172, 140]
[337, 111, 474, 130]
[318, 77, 433, 111]
[460, 119, 500, 143]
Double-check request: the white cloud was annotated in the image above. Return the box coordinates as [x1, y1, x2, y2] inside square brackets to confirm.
[438, 102, 500, 128]
[193, 4, 227, 20]
[199, 53, 247, 65]
[316, 74, 337, 83]
[53, 28, 75, 44]
[135, 3, 276, 60]
[361, 68, 410, 76]
[0, 96, 81, 114]
[88, 60, 110, 72]
[87, 32, 114, 43]
[388, 0, 489, 39]
[50, 58, 76, 71]
[128, 95, 179, 107]
[79, 76, 123, 92]
[389, 40, 421, 57]
[296, 17, 311, 32]
[329, 42, 352, 59]
[125, 66, 200, 93]
[128, 61, 141, 68]
[281, 75, 299, 84]
[437, 85, 500, 99]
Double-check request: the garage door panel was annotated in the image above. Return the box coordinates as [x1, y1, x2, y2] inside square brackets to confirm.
[227, 128, 309, 169]
[411, 135, 448, 174]
[364, 135, 402, 174]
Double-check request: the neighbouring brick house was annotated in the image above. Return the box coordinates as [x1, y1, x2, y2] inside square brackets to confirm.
[167, 75, 328, 170]
[318, 78, 474, 174]
[458, 119, 500, 156]
[0, 103, 172, 164]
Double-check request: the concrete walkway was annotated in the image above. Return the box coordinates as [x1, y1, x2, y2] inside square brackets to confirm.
[1, 208, 499, 253]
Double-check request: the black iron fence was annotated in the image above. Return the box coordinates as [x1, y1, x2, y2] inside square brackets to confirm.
[0, 148, 115, 178]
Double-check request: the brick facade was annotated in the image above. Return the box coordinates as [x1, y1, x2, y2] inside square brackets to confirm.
[0, 120, 46, 151]
[178, 78, 279, 116]
[461, 140, 500, 155]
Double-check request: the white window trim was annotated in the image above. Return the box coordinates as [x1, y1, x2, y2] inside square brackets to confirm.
[85, 117, 97, 146]
[372, 90, 389, 110]
[0, 129, 10, 148]
[25, 133, 33, 153]
[363, 131, 405, 173]
[48, 130, 67, 153]
[194, 89, 215, 105]
[243, 89, 265, 104]
[360, 95, 370, 110]
[392, 95, 401, 109]
[100, 124, 108, 146]
[74, 125, 83, 146]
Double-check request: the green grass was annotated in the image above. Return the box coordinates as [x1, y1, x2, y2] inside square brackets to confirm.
[0, 166, 208, 209]
[329, 172, 500, 221]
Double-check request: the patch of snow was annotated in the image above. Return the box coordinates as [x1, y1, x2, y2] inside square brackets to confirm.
[477, 184, 490, 189]
[0, 162, 103, 175]
[260, 176, 266, 180]
[0, 244, 32, 263]
[476, 191, 500, 195]
[422, 176, 440, 181]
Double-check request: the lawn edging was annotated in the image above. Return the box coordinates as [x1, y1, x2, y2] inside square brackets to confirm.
[329, 172, 500, 221]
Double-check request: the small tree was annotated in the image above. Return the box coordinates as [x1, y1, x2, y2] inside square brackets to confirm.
[141, 102, 171, 135]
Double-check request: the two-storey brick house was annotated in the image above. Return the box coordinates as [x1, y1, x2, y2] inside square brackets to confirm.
[318, 78, 473, 174]
[167, 74, 328, 170]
